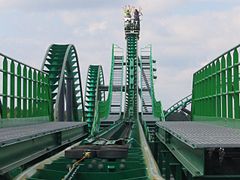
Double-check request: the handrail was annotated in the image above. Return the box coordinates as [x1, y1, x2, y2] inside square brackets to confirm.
[192, 45, 240, 120]
[0, 53, 48, 74]
[195, 44, 240, 73]
[0, 53, 51, 120]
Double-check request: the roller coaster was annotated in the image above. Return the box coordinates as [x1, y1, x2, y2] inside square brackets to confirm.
[0, 7, 240, 180]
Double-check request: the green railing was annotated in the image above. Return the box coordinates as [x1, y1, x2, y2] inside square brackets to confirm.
[0, 53, 52, 124]
[147, 45, 165, 119]
[192, 44, 240, 122]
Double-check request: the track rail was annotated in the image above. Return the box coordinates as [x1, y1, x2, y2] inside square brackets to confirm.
[84, 65, 105, 134]
[42, 44, 84, 121]
[99, 44, 124, 119]
[124, 32, 139, 121]
[164, 94, 192, 118]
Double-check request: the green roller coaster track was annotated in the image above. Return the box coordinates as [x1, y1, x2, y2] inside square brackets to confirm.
[13, 10, 163, 180]
[124, 33, 139, 121]
[164, 94, 192, 119]
[99, 44, 124, 119]
[2, 7, 240, 180]
[84, 65, 105, 135]
[42, 44, 85, 122]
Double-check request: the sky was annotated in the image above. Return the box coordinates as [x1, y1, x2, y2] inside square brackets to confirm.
[0, 0, 240, 108]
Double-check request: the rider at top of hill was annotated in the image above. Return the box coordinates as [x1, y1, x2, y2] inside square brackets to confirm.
[124, 6, 142, 30]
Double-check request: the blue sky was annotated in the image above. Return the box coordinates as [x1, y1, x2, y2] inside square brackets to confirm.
[0, 0, 240, 108]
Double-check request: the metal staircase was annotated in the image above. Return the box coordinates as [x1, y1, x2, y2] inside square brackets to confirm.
[140, 54, 152, 114]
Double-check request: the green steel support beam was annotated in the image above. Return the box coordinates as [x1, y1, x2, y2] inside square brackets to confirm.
[124, 33, 139, 121]
[156, 130, 204, 177]
[2, 58, 7, 118]
[28, 68, 32, 117]
[17, 64, 21, 118]
[33, 70, 37, 117]
[227, 53, 233, 118]
[10, 60, 15, 118]
[23, 66, 27, 117]
[0, 123, 87, 175]
[233, 49, 239, 119]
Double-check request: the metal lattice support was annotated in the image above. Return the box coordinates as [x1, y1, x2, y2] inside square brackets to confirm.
[42, 44, 84, 122]
[124, 33, 139, 121]
[164, 94, 192, 118]
[0, 53, 51, 122]
[84, 65, 105, 132]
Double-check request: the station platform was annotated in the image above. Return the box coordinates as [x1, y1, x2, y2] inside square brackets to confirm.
[0, 121, 88, 174]
[156, 121, 240, 148]
[156, 121, 240, 177]
[0, 122, 87, 146]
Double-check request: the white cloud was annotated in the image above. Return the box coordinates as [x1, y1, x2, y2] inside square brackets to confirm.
[155, 65, 197, 108]
[138, 5, 240, 108]
[0, 1, 240, 109]
[136, 0, 185, 14]
[60, 11, 83, 26]
[88, 21, 107, 33]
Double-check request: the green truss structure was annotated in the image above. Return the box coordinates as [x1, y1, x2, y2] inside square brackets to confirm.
[84, 65, 105, 135]
[42, 44, 85, 122]
[124, 33, 139, 121]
